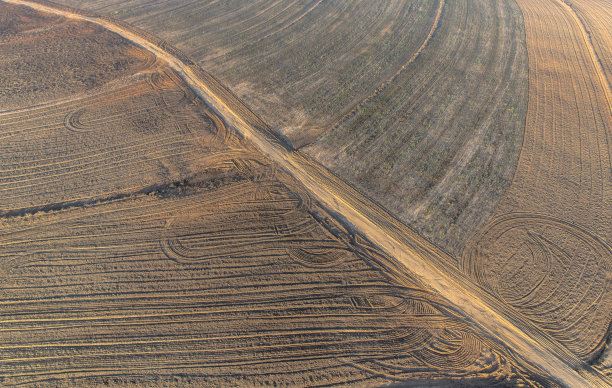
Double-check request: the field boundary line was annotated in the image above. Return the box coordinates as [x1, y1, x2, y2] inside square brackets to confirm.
[3, 1, 610, 386]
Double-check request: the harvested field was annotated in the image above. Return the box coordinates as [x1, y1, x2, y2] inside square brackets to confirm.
[563, 0, 612, 91]
[52, 0, 441, 147]
[0, 69, 227, 209]
[463, 0, 612, 364]
[52, 0, 531, 269]
[0, 3, 557, 386]
[306, 0, 529, 256]
[0, 173, 550, 386]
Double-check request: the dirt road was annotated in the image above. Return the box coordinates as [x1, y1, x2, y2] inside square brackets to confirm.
[4, 0, 610, 386]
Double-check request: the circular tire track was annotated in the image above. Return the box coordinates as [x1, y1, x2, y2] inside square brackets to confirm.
[159, 180, 315, 265]
[63, 107, 89, 132]
[462, 213, 612, 360]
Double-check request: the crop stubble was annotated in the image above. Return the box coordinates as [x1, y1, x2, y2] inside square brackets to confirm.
[51, 0, 535, 269]
[0, 3, 555, 386]
[307, 0, 529, 257]
[35, 0, 612, 384]
[463, 0, 612, 364]
[49, 0, 440, 147]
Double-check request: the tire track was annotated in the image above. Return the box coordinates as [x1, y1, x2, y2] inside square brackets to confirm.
[2, 1, 607, 386]
[558, 0, 612, 114]
[465, 0, 611, 367]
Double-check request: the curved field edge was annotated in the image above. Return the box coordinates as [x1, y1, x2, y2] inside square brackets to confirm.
[50, 0, 531, 261]
[558, 0, 612, 112]
[0, 4, 559, 386]
[6, 1, 610, 386]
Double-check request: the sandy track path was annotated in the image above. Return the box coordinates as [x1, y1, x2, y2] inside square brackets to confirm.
[3, 0, 609, 386]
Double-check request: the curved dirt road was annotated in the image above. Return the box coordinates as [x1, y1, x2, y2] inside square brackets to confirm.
[4, 0, 610, 386]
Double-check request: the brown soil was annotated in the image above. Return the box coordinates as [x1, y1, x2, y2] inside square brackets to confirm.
[0, 2, 154, 110]
[463, 0, 612, 363]
[563, 0, 612, 93]
[50, 0, 534, 261]
[0, 3, 553, 386]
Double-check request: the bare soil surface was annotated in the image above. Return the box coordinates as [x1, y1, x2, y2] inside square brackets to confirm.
[0, 3, 558, 387]
[563, 0, 612, 94]
[463, 0, 612, 364]
[49, 0, 530, 260]
[52, 0, 439, 147]
[0, 2, 153, 109]
[4, 1, 611, 387]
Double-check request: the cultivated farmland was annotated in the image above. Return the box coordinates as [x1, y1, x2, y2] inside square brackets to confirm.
[0, 4, 153, 109]
[1, 0, 611, 386]
[0, 3, 555, 386]
[563, 0, 612, 88]
[52, 0, 531, 267]
[463, 0, 612, 366]
[307, 0, 529, 256]
[53, 0, 441, 146]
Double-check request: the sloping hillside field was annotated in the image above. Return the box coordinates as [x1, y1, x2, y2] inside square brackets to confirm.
[1, 0, 611, 387]
[0, 2, 558, 386]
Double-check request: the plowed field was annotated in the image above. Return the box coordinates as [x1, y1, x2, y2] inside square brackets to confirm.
[2, 0, 611, 386]
[0, 2, 555, 386]
[0, 3, 153, 109]
[50, 0, 440, 146]
[50, 0, 531, 258]
[463, 0, 612, 365]
[563, 0, 612, 91]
